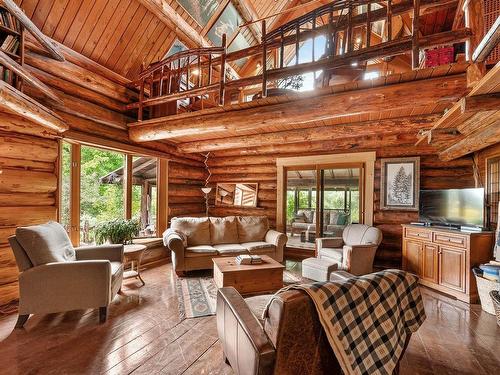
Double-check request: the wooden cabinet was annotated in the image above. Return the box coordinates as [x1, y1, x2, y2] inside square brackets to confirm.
[402, 225, 494, 303]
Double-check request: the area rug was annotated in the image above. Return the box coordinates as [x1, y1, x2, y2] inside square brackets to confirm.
[176, 269, 309, 319]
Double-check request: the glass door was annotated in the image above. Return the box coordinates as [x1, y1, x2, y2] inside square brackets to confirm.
[285, 167, 318, 250]
[320, 164, 363, 239]
[284, 163, 364, 251]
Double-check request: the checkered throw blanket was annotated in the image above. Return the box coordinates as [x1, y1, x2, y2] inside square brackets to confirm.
[270, 269, 426, 375]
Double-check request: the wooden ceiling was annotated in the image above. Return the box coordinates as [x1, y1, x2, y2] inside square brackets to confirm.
[15, 0, 313, 79]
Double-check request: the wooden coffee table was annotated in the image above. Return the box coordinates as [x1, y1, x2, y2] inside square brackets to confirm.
[213, 255, 285, 295]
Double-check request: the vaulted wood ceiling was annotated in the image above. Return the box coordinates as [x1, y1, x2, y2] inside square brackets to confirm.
[15, 0, 306, 79]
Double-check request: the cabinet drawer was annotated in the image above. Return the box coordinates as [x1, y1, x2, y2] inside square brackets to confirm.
[405, 227, 431, 241]
[433, 232, 467, 248]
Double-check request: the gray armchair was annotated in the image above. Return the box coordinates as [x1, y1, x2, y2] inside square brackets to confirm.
[316, 224, 382, 275]
[9, 221, 124, 328]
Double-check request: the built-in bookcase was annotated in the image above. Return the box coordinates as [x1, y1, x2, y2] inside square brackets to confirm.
[0, 4, 24, 88]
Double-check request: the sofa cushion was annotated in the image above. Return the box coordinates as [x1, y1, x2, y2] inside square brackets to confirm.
[236, 216, 269, 243]
[170, 217, 210, 246]
[185, 245, 218, 258]
[16, 221, 76, 266]
[209, 216, 239, 245]
[213, 244, 248, 255]
[241, 241, 275, 254]
[319, 247, 343, 263]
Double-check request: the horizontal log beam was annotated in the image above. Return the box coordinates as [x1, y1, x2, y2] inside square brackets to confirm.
[177, 116, 440, 153]
[129, 74, 466, 143]
[0, 51, 62, 104]
[0, 81, 68, 133]
[439, 113, 500, 160]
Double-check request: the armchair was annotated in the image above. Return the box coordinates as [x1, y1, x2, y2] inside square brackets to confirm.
[315, 224, 382, 275]
[9, 221, 124, 328]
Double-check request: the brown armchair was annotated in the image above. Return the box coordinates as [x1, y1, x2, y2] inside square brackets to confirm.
[217, 283, 411, 375]
[9, 221, 123, 328]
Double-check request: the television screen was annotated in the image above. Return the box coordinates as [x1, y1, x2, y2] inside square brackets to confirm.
[419, 188, 485, 228]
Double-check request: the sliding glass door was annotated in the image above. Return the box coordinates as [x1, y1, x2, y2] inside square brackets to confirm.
[285, 163, 364, 251]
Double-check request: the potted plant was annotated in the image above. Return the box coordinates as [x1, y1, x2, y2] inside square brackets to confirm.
[94, 218, 140, 245]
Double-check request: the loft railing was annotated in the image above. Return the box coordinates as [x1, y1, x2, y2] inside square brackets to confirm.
[127, 0, 457, 122]
[127, 35, 227, 120]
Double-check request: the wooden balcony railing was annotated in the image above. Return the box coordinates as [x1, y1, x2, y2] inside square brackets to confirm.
[127, 0, 469, 123]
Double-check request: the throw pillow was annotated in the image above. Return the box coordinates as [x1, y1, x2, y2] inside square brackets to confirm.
[16, 221, 76, 266]
[237, 216, 269, 242]
[170, 217, 210, 246]
[209, 216, 239, 244]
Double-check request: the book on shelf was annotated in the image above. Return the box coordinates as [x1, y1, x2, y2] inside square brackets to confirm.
[235, 254, 263, 265]
[0, 9, 20, 32]
[1, 34, 19, 54]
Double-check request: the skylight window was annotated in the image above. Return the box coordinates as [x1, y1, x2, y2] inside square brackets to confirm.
[176, 0, 220, 27]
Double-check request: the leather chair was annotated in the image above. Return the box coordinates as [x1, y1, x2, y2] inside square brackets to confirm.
[315, 223, 382, 275]
[216, 281, 410, 375]
[9, 221, 124, 328]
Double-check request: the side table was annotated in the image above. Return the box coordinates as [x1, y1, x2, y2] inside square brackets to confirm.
[123, 244, 147, 285]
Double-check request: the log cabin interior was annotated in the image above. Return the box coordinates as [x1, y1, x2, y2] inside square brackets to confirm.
[0, 0, 499, 374]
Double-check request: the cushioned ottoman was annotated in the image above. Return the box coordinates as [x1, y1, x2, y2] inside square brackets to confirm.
[302, 257, 338, 282]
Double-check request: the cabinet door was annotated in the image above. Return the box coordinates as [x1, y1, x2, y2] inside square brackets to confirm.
[439, 246, 466, 293]
[422, 244, 439, 283]
[403, 240, 423, 277]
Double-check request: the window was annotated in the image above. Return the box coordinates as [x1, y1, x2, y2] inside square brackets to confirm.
[364, 71, 380, 80]
[487, 156, 500, 228]
[176, 0, 220, 27]
[60, 142, 161, 246]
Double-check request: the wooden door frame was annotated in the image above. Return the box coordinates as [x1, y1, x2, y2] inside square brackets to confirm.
[276, 152, 376, 233]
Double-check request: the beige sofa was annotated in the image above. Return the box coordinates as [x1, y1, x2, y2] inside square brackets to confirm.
[163, 216, 287, 276]
[316, 224, 382, 276]
[9, 221, 123, 328]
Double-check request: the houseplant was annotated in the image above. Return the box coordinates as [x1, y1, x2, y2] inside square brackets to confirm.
[94, 218, 140, 245]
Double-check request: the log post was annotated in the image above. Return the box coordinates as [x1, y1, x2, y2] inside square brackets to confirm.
[387, 0, 393, 42]
[124, 154, 133, 220]
[464, 0, 486, 87]
[219, 34, 227, 105]
[261, 21, 267, 98]
[366, 4, 371, 48]
[412, 0, 421, 69]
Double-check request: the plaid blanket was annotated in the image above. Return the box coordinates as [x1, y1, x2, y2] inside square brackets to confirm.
[265, 269, 426, 375]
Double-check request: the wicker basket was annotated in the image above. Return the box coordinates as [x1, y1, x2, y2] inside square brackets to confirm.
[490, 291, 500, 327]
[473, 270, 499, 315]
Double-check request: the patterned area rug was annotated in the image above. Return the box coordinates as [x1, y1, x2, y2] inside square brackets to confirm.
[176, 265, 309, 319]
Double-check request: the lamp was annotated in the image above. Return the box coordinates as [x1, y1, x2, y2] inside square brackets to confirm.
[219, 189, 229, 204]
[201, 187, 212, 216]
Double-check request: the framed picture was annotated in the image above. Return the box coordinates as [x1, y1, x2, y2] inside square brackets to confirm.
[380, 157, 420, 211]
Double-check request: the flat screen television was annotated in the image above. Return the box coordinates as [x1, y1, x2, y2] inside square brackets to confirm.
[419, 188, 485, 228]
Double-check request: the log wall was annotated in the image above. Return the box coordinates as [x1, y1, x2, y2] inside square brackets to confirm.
[0, 114, 59, 311]
[206, 140, 476, 267]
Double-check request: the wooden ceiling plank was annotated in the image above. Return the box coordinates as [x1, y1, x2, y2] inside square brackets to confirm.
[41, 0, 70, 37]
[80, 0, 121, 57]
[52, 0, 83, 42]
[111, 11, 155, 72]
[31, 0, 55, 30]
[60, 0, 94, 49]
[96, 2, 142, 66]
[71, 0, 111, 53]
[88, 0, 134, 61]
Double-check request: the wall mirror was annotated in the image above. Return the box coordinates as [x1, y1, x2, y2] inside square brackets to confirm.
[215, 183, 258, 207]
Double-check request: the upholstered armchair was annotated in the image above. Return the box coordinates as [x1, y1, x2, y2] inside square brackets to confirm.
[315, 224, 382, 275]
[9, 221, 124, 328]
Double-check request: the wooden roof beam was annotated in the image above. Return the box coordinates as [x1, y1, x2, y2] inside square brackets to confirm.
[129, 73, 467, 143]
[0, 80, 68, 132]
[0, 50, 62, 104]
[176, 115, 440, 153]
[1, 0, 64, 61]
[472, 15, 500, 63]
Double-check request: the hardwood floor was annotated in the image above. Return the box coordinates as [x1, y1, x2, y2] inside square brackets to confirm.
[0, 261, 499, 375]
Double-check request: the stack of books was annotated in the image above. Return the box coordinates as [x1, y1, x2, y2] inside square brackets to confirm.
[235, 254, 263, 265]
[1, 35, 20, 54]
[0, 9, 21, 32]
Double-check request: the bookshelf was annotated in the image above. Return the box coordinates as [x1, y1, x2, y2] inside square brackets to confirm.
[0, 3, 24, 89]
